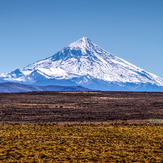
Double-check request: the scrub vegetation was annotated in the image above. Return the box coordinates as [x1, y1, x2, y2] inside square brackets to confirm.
[0, 124, 163, 162]
[0, 91, 163, 162]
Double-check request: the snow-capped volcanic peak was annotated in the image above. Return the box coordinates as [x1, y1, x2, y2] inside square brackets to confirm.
[1, 37, 163, 90]
[68, 37, 94, 50]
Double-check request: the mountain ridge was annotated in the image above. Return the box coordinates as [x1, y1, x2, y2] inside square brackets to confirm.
[0, 82, 91, 93]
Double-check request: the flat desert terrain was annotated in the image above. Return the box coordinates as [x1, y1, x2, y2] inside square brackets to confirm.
[0, 91, 163, 125]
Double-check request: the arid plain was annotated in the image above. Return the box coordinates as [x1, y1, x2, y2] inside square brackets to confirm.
[0, 91, 163, 162]
[0, 91, 163, 125]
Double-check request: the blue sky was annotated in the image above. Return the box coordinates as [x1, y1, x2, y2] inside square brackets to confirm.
[0, 0, 163, 78]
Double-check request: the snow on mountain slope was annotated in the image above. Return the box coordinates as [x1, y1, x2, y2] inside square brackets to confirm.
[0, 37, 163, 91]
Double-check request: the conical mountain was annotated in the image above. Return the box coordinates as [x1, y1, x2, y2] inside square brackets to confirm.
[0, 37, 163, 91]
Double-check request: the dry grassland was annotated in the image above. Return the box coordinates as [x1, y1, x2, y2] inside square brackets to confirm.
[0, 124, 163, 162]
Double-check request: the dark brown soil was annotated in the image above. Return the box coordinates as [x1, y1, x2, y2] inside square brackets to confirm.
[0, 91, 163, 124]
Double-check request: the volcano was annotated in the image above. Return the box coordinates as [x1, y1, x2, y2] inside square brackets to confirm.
[1, 37, 163, 91]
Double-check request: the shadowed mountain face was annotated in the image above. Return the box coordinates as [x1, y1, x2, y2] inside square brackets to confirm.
[0, 37, 163, 91]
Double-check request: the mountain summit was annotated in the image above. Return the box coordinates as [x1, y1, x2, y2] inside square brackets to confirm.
[1, 37, 163, 91]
